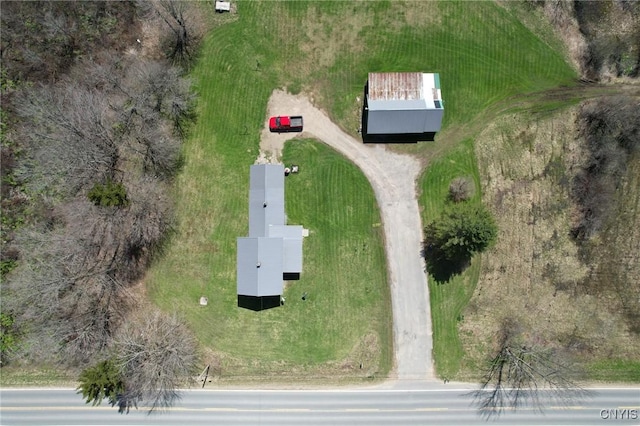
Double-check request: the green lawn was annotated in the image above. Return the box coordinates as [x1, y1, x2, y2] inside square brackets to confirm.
[418, 139, 484, 379]
[309, 1, 577, 136]
[587, 360, 640, 383]
[148, 136, 390, 379]
[146, 1, 577, 380]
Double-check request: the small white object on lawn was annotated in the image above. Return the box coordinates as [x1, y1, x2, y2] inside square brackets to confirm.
[215, 1, 231, 12]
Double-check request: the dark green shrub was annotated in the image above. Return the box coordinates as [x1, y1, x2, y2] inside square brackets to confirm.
[424, 202, 498, 281]
[88, 179, 129, 207]
[77, 359, 125, 407]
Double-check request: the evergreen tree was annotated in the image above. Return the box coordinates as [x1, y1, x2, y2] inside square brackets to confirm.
[77, 359, 125, 407]
[425, 202, 498, 261]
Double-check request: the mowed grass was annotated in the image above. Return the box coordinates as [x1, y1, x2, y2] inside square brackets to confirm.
[418, 139, 483, 379]
[147, 135, 390, 378]
[288, 1, 577, 141]
[147, 1, 578, 380]
[281, 140, 391, 376]
[587, 360, 640, 383]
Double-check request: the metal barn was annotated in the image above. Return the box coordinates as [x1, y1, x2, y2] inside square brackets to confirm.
[366, 72, 444, 135]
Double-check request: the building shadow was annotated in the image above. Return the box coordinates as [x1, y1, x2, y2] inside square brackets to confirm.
[360, 83, 436, 144]
[283, 272, 300, 280]
[237, 295, 282, 311]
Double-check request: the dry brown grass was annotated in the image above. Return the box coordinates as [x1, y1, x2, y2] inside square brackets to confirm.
[459, 107, 640, 378]
[298, 5, 371, 70]
[400, 1, 442, 29]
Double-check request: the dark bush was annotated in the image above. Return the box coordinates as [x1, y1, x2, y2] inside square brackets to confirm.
[88, 180, 129, 207]
[424, 202, 498, 282]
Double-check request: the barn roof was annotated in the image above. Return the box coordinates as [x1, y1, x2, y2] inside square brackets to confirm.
[366, 72, 444, 134]
[367, 72, 442, 110]
[368, 72, 424, 101]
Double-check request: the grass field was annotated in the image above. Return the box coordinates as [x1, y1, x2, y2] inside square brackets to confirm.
[300, 1, 577, 142]
[462, 107, 640, 381]
[145, 1, 581, 381]
[418, 139, 483, 379]
[148, 136, 390, 380]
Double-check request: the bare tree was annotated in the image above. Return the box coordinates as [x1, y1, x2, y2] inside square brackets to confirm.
[0, 1, 137, 84]
[3, 5, 195, 371]
[448, 177, 475, 202]
[16, 83, 121, 197]
[472, 319, 588, 419]
[571, 95, 640, 240]
[5, 214, 133, 364]
[113, 309, 198, 413]
[5, 180, 174, 365]
[144, 0, 205, 68]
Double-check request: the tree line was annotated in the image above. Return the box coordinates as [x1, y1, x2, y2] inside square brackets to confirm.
[1, 0, 205, 412]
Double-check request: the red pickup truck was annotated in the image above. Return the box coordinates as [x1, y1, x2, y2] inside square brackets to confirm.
[269, 116, 303, 133]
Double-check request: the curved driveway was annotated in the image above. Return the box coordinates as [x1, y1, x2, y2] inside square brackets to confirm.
[260, 90, 433, 381]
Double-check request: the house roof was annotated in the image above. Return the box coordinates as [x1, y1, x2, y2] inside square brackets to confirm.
[237, 237, 283, 297]
[237, 164, 304, 298]
[249, 164, 285, 237]
[268, 225, 303, 274]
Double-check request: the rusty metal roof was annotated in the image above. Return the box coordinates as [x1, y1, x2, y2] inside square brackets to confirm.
[368, 72, 424, 101]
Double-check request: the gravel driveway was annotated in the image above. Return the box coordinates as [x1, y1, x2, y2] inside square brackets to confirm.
[259, 90, 434, 381]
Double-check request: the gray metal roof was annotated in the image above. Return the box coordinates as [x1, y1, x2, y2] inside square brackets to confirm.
[249, 165, 285, 237]
[237, 164, 304, 297]
[237, 237, 283, 297]
[366, 72, 444, 134]
[367, 108, 444, 134]
[269, 225, 303, 274]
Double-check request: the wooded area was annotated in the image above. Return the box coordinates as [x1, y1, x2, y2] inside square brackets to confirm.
[1, 0, 205, 412]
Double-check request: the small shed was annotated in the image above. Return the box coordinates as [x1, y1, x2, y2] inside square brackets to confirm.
[365, 72, 444, 135]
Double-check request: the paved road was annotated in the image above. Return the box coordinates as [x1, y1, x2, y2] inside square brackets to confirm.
[1, 387, 638, 425]
[261, 90, 433, 381]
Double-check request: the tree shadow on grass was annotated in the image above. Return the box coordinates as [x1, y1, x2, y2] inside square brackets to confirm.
[422, 243, 471, 283]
